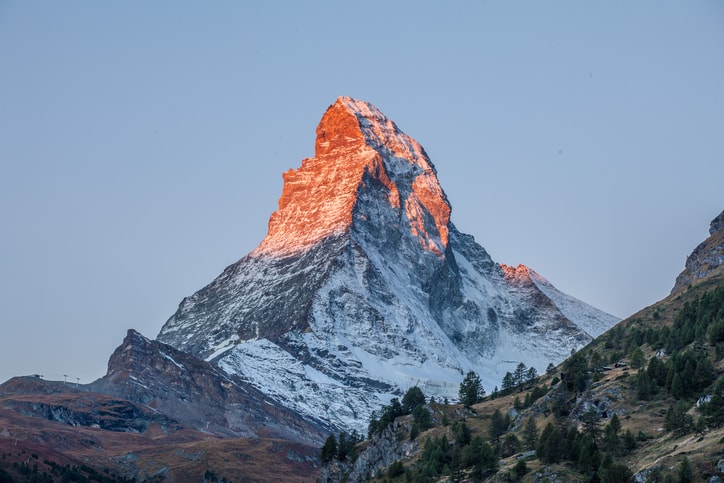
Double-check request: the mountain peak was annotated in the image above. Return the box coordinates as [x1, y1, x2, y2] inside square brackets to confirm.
[500, 263, 531, 280]
[710, 209, 723, 236]
[157, 99, 620, 434]
[253, 97, 450, 257]
[500, 263, 549, 286]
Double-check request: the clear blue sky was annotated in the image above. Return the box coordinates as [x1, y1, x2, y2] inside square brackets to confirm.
[1, 1, 723, 384]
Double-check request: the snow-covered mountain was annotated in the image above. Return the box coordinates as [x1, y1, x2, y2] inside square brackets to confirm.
[157, 97, 618, 434]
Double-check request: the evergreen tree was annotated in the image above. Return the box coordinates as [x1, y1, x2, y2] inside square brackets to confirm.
[501, 371, 515, 393]
[458, 371, 485, 408]
[321, 434, 337, 463]
[647, 356, 667, 386]
[576, 437, 600, 475]
[601, 463, 633, 483]
[622, 430, 636, 454]
[387, 460, 404, 478]
[512, 458, 528, 481]
[608, 413, 621, 435]
[703, 392, 724, 427]
[501, 433, 520, 458]
[678, 456, 693, 483]
[525, 366, 539, 383]
[337, 432, 355, 461]
[582, 407, 602, 444]
[367, 410, 378, 439]
[489, 409, 509, 442]
[412, 405, 432, 430]
[537, 423, 565, 464]
[462, 436, 497, 478]
[604, 419, 621, 455]
[664, 402, 693, 436]
[523, 416, 538, 450]
[670, 373, 684, 399]
[452, 421, 471, 447]
[513, 362, 527, 387]
[402, 386, 426, 413]
[630, 347, 645, 369]
[637, 369, 652, 400]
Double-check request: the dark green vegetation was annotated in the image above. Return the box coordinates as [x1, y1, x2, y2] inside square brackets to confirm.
[367, 386, 432, 439]
[0, 451, 134, 483]
[321, 274, 724, 482]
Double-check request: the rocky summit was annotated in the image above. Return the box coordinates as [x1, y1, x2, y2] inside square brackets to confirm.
[672, 209, 724, 294]
[157, 97, 619, 434]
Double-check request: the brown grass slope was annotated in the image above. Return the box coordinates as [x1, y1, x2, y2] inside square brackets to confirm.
[0, 376, 321, 482]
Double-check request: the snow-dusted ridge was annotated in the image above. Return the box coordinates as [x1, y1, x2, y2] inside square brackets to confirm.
[158, 97, 619, 434]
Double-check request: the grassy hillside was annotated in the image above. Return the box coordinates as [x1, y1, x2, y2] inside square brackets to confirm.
[324, 272, 724, 482]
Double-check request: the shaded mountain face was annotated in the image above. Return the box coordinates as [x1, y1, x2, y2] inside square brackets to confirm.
[88, 329, 329, 445]
[157, 97, 618, 433]
[672, 209, 724, 294]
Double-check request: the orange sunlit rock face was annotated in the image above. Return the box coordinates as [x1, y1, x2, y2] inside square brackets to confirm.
[500, 263, 532, 282]
[253, 97, 451, 257]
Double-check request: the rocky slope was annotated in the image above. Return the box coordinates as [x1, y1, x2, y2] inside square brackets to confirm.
[88, 329, 329, 444]
[672, 209, 724, 294]
[322, 208, 724, 483]
[0, 331, 326, 481]
[157, 97, 618, 434]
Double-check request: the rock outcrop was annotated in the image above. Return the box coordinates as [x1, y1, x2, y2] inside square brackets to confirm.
[672, 210, 724, 294]
[319, 421, 417, 483]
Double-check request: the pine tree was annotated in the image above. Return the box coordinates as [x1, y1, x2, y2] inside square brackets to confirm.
[601, 463, 633, 483]
[452, 421, 471, 446]
[608, 413, 621, 435]
[489, 409, 508, 442]
[413, 405, 432, 430]
[703, 392, 724, 427]
[367, 410, 379, 438]
[671, 372, 684, 399]
[582, 407, 601, 444]
[513, 458, 528, 481]
[501, 433, 520, 458]
[678, 456, 693, 483]
[630, 347, 645, 369]
[622, 429, 637, 453]
[321, 434, 338, 463]
[537, 423, 564, 464]
[513, 362, 527, 387]
[523, 416, 538, 450]
[459, 371, 485, 408]
[664, 402, 693, 436]
[402, 386, 426, 413]
[337, 432, 353, 461]
[501, 372, 515, 393]
[637, 369, 652, 400]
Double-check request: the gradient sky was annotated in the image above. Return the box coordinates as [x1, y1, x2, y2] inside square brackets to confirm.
[1, 1, 723, 384]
